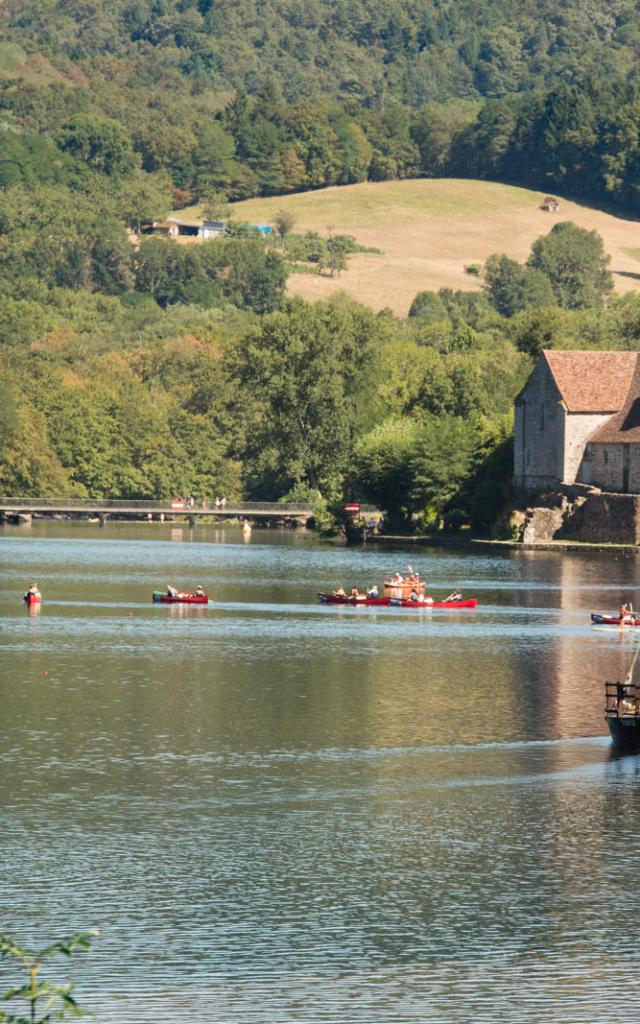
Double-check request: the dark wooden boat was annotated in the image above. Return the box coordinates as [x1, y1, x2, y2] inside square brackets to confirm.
[592, 612, 640, 626]
[318, 592, 390, 606]
[605, 679, 640, 751]
[152, 591, 209, 604]
[389, 597, 477, 609]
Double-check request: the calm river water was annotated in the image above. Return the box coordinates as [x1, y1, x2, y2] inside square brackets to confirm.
[2, 523, 640, 1022]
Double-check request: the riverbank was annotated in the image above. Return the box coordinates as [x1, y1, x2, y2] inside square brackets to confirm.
[473, 538, 640, 553]
[366, 533, 640, 553]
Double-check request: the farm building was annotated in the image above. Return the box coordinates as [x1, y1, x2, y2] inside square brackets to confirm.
[201, 219, 226, 238]
[540, 196, 560, 212]
[514, 349, 640, 492]
[142, 218, 273, 241]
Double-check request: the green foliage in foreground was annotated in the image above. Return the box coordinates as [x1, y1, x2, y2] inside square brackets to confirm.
[0, 930, 98, 1023]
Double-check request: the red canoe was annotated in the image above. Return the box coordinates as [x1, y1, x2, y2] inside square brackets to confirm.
[318, 592, 477, 609]
[152, 591, 209, 604]
[591, 612, 640, 626]
[390, 598, 478, 609]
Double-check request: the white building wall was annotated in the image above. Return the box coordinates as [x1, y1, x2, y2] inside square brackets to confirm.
[565, 413, 612, 484]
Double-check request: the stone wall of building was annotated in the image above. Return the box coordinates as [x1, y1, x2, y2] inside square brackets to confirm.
[565, 413, 611, 483]
[588, 443, 640, 493]
[588, 442, 625, 491]
[514, 360, 566, 490]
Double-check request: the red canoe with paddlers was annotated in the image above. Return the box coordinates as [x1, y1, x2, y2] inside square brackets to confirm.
[591, 612, 640, 626]
[318, 593, 477, 609]
[152, 591, 209, 604]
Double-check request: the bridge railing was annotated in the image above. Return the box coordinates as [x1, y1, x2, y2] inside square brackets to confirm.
[0, 497, 315, 513]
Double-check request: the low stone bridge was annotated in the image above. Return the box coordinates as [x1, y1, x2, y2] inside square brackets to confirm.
[0, 497, 378, 526]
[0, 497, 315, 525]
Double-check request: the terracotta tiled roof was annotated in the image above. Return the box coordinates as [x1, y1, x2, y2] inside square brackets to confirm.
[543, 349, 638, 413]
[591, 354, 640, 444]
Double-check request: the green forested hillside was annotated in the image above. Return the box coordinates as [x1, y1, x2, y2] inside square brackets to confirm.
[2, 0, 640, 208]
[5, 0, 640, 105]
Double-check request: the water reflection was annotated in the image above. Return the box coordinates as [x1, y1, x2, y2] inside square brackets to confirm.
[2, 526, 640, 1022]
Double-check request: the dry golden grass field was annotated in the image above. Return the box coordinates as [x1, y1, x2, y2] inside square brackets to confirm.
[180, 179, 640, 315]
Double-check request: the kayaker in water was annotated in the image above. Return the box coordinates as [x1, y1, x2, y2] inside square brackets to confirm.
[332, 585, 347, 597]
[166, 584, 178, 597]
[620, 601, 633, 621]
[367, 585, 379, 598]
[193, 585, 205, 597]
[445, 590, 463, 603]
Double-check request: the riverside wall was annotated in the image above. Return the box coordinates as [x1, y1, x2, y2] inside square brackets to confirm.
[507, 487, 640, 546]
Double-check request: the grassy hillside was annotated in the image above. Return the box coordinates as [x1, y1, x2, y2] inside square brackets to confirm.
[179, 179, 640, 315]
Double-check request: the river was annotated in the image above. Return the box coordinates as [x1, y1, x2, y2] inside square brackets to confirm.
[2, 522, 640, 1022]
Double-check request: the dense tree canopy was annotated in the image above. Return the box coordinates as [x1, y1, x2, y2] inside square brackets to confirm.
[1, 3, 640, 213]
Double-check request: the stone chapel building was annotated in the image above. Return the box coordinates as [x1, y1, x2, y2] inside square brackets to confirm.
[514, 349, 640, 493]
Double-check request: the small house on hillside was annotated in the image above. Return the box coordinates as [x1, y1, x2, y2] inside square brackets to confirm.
[540, 196, 560, 212]
[514, 349, 640, 491]
[201, 219, 226, 238]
